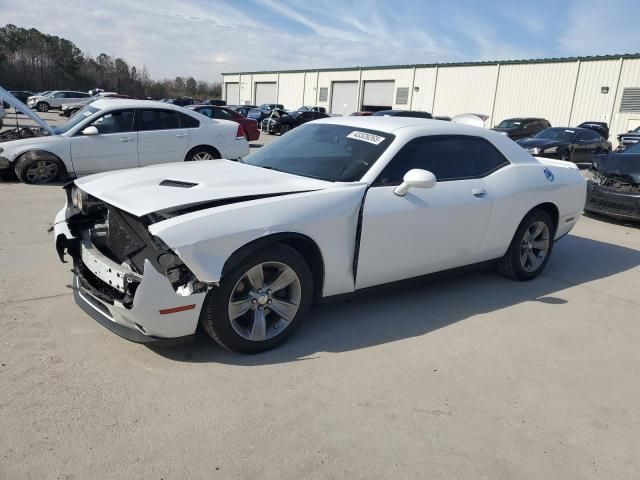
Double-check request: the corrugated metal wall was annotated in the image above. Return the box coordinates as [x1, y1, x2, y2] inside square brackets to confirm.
[434, 65, 499, 118]
[277, 73, 305, 109]
[223, 56, 640, 146]
[569, 59, 622, 126]
[493, 62, 579, 126]
[610, 58, 640, 144]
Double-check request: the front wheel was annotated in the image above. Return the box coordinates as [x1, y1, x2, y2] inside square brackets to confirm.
[497, 209, 555, 281]
[200, 244, 313, 353]
[36, 102, 50, 112]
[279, 124, 291, 135]
[14, 152, 62, 184]
[560, 150, 570, 162]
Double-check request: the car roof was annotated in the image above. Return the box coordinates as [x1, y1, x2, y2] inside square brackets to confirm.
[89, 98, 195, 111]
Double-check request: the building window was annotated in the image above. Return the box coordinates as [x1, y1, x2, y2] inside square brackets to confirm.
[620, 88, 640, 112]
[395, 87, 409, 105]
[319, 87, 328, 102]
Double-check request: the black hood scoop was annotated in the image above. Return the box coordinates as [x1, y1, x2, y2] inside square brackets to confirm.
[159, 179, 199, 188]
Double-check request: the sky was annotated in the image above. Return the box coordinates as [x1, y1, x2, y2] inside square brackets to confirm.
[1, 0, 638, 82]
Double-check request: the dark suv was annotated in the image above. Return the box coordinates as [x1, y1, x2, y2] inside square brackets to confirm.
[492, 117, 551, 140]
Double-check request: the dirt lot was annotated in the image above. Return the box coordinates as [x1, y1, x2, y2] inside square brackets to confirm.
[1, 109, 640, 479]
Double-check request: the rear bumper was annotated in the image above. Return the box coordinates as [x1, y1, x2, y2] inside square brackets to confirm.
[585, 182, 640, 221]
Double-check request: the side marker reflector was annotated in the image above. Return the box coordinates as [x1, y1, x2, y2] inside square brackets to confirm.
[159, 304, 196, 315]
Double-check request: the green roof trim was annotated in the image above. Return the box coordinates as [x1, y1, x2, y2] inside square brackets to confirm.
[222, 53, 640, 76]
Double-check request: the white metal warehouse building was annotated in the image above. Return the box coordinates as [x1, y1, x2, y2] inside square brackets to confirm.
[222, 54, 640, 146]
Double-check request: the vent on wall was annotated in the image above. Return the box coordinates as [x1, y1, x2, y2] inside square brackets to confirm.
[395, 87, 409, 105]
[620, 88, 640, 112]
[319, 87, 328, 102]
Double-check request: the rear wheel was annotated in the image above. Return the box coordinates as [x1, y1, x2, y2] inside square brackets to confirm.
[200, 244, 313, 353]
[36, 102, 50, 112]
[497, 209, 555, 281]
[185, 146, 220, 161]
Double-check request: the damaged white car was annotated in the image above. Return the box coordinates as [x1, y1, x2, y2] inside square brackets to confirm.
[53, 117, 586, 353]
[0, 87, 249, 184]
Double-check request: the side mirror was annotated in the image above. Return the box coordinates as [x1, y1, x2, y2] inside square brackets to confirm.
[82, 126, 99, 136]
[394, 169, 437, 196]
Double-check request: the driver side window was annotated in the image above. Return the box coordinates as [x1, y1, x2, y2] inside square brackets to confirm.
[376, 135, 509, 185]
[89, 110, 135, 134]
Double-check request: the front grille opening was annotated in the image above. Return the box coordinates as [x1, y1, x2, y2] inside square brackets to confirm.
[77, 261, 126, 304]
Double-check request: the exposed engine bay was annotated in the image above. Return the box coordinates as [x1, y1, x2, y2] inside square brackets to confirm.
[0, 126, 49, 143]
[60, 185, 208, 308]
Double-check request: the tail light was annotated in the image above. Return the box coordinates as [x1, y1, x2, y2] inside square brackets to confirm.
[236, 124, 245, 139]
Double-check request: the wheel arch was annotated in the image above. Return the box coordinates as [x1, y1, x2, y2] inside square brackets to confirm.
[526, 202, 559, 233]
[221, 232, 325, 302]
[185, 144, 221, 161]
[15, 150, 69, 177]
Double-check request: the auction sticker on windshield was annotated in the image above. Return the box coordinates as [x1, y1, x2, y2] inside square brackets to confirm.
[347, 131, 386, 145]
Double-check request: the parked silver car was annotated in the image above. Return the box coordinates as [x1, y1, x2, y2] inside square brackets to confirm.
[27, 91, 92, 112]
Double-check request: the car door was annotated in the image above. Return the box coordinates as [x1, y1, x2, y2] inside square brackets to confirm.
[572, 131, 597, 164]
[69, 109, 138, 175]
[356, 135, 507, 289]
[138, 109, 191, 166]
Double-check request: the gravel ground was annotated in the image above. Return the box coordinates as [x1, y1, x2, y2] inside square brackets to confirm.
[0, 108, 639, 479]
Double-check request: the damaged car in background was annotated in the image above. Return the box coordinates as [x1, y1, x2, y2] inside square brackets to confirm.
[0, 87, 249, 184]
[585, 142, 640, 222]
[53, 116, 586, 353]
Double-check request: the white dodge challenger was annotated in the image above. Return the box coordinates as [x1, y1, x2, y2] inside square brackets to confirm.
[53, 117, 586, 353]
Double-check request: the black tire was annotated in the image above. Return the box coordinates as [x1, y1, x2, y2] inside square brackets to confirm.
[244, 131, 250, 142]
[36, 102, 50, 112]
[497, 209, 556, 281]
[185, 146, 221, 162]
[14, 151, 64, 184]
[200, 244, 313, 353]
[560, 150, 570, 162]
[279, 124, 291, 135]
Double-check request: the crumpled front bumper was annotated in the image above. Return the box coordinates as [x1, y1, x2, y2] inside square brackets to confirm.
[53, 205, 207, 344]
[585, 181, 640, 221]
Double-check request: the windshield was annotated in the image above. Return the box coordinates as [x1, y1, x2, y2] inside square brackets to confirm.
[497, 119, 523, 128]
[241, 123, 395, 182]
[533, 128, 575, 142]
[52, 105, 99, 134]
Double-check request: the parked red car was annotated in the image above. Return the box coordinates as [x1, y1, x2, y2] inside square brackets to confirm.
[187, 105, 260, 141]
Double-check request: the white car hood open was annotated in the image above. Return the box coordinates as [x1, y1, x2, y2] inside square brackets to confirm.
[74, 160, 332, 217]
[0, 85, 55, 134]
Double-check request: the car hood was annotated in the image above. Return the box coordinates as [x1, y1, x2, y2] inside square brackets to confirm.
[517, 138, 565, 149]
[618, 131, 640, 138]
[593, 152, 640, 184]
[0, 86, 54, 134]
[75, 160, 332, 217]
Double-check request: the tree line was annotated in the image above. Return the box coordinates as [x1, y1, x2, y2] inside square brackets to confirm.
[0, 24, 221, 99]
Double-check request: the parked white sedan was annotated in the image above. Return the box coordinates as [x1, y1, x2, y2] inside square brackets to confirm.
[0, 94, 249, 183]
[53, 116, 586, 353]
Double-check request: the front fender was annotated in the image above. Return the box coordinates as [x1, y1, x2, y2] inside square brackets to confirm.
[148, 185, 367, 297]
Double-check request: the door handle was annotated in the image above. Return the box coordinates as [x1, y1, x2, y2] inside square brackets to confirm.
[119, 137, 133, 142]
[176, 133, 189, 138]
[472, 188, 487, 197]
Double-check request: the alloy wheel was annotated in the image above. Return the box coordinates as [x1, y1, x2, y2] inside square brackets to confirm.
[519, 221, 550, 272]
[191, 151, 215, 161]
[25, 160, 58, 184]
[228, 261, 302, 342]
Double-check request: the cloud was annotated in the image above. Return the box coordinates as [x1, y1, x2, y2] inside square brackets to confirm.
[0, 0, 635, 83]
[558, 0, 640, 55]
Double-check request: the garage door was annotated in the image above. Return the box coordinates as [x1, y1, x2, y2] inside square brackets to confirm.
[225, 83, 239, 104]
[330, 81, 359, 116]
[362, 80, 394, 112]
[254, 82, 277, 106]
